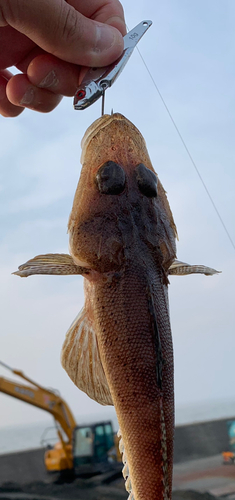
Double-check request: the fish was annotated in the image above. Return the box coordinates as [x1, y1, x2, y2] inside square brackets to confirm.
[14, 113, 219, 500]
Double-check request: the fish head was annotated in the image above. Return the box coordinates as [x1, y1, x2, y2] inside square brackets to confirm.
[68, 113, 177, 274]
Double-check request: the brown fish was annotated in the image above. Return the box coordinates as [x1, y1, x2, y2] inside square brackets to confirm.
[14, 114, 219, 499]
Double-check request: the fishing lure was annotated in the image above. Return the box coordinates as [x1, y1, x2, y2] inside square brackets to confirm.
[73, 20, 152, 113]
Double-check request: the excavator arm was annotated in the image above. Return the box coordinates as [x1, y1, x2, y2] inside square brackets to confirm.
[0, 375, 75, 441]
[0, 361, 77, 471]
[0, 373, 76, 442]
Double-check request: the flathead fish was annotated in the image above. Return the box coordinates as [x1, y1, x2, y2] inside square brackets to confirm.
[14, 113, 219, 500]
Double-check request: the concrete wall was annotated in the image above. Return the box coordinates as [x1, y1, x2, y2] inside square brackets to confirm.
[174, 417, 231, 463]
[0, 417, 233, 484]
[0, 448, 46, 485]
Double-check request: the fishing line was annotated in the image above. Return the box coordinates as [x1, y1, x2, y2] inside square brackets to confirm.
[134, 44, 235, 252]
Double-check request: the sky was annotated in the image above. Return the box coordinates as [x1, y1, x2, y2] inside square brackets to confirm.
[0, 0, 235, 430]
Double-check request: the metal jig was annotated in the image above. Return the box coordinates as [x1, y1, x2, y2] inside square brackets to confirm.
[73, 20, 152, 111]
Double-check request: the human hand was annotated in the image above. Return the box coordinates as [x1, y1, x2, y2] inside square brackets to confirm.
[0, 0, 126, 117]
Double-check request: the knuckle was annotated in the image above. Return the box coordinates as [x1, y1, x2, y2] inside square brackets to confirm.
[60, 5, 83, 47]
[105, 0, 125, 19]
[99, 0, 126, 35]
[114, 0, 125, 17]
[0, 6, 7, 26]
[0, 0, 21, 26]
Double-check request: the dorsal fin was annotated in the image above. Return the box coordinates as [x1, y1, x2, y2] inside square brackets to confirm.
[61, 308, 113, 406]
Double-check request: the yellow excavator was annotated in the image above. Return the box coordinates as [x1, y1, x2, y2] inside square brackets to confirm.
[0, 361, 121, 476]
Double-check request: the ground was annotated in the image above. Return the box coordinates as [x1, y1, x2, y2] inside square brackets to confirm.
[2, 453, 235, 500]
[0, 479, 221, 500]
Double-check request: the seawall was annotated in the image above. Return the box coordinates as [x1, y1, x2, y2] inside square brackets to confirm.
[174, 416, 232, 463]
[0, 417, 233, 484]
[0, 448, 45, 484]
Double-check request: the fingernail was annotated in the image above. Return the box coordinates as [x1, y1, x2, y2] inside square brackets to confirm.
[38, 70, 59, 89]
[20, 87, 34, 106]
[95, 25, 122, 52]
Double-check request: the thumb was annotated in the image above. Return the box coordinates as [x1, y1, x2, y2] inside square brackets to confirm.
[0, 0, 124, 67]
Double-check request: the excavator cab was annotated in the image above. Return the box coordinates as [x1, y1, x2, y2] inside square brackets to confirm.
[45, 420, 120, 476]
[73, 421, 117, 473]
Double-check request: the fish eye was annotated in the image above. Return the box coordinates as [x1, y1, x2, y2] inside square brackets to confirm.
[75, 89, 86, 100]
[96, 161, 126, 195]
[135, 163, 158, 198]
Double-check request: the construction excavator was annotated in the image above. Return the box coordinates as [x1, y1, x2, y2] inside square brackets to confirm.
[0, 361, 121, 476]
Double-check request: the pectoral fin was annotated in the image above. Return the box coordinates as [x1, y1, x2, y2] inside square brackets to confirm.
[169, 259, 220, 276]
[61, 308, 113, 406]
[13, 253, 87, 277]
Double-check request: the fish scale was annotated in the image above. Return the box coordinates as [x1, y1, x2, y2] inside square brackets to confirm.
[88, 259, 174, 499]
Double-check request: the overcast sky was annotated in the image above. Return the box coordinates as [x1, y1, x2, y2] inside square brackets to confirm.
[0, 0, 235, 429]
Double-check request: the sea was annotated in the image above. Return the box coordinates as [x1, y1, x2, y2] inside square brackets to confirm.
[0, 399, 235, 456]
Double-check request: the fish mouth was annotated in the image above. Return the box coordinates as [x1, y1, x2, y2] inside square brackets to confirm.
[80, 113, 142, 165]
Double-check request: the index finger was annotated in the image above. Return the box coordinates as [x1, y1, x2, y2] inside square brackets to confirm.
[0, 0, 124, 67]
[67, 0, 126, 36]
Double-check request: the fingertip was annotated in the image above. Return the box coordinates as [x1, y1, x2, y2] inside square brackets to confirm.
[5, 74, 27, 105]
[0, 102, 24, 118]
[93, 23, 124, 64]
[105, 16, 127, 37]
[27, 54, 80, 96]
[0, 74, 24, 118]
[6, 74, 63, 113]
